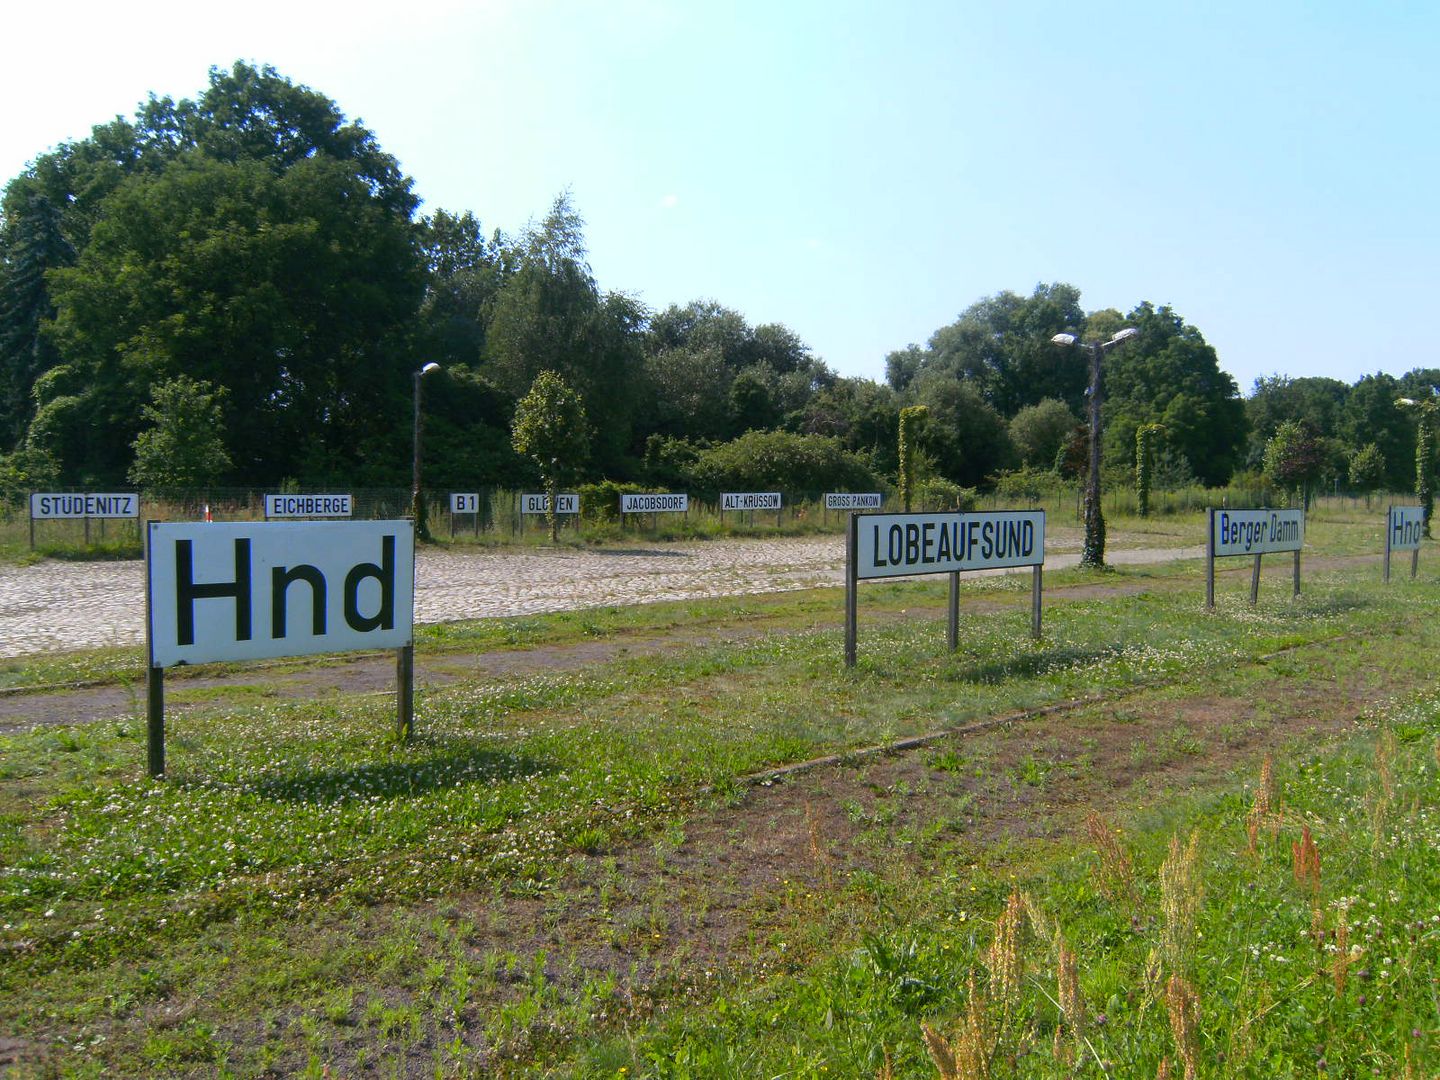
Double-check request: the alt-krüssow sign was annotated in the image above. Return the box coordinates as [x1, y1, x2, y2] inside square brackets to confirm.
[30, 492, 140, 519]
[263, 493, 353, 519]
[146, 521, 414, 668]
[722, 492, 781, 511]
[854, 510, 1045, 578]
[521, 493, 580, 515]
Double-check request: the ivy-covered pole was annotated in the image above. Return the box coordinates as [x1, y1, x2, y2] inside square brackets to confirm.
[898, 405, 928, 512]
[1419, 413, 1434, 537]
[1397, 396, 1438, 538]
[1135, 423, 1163, 518]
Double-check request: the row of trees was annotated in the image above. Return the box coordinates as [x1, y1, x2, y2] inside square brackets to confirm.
[2, 63, 1435, 506]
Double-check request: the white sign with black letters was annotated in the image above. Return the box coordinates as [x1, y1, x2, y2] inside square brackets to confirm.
[845, 510, 1046, 666]
[263, 493, 353, 519]
[854, 510, 1045, 579]
[30, 493, 140, 519]
[146, 521, 414, 668]
[521, 493, 579, 515]
[722, 492, 781, 511]
[825, 493, 883, 511]
[620, 493, 688, 513]
[1388, 506, 1424, 552]
[450, 493, 480, 514]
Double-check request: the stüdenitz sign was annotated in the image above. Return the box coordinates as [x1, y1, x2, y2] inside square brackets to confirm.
[846, 510, 1046, 666]
[30, 492, 139, 519]
[147, 521, 414, 667]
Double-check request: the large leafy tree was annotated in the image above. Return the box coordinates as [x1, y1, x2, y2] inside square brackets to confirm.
[511, 370, 589, 542]
[899, 283, 1086, 415]
[486, 194, 643, 474]
[128, 375, 231, 488]
[1263, 420, 1327, 508]
[4, 62, 425, 484]
[1100, 302, 1247, 487]
[1340, 374, 1414, 492]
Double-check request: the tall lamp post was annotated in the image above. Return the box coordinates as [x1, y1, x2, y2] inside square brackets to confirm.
[412, 362, 441, 542]
[1051, 327, 1140, 568]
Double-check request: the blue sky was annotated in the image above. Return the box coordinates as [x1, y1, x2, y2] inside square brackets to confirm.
[4, 0, 1436, 395]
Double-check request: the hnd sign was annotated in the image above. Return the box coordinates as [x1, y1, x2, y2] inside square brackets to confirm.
[147, 521, 415, 668]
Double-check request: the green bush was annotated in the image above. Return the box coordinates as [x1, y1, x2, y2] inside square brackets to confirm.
[690, 430, 877, 495]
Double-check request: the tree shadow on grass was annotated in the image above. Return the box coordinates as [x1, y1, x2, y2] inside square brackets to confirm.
[940, 644, 1121, 686]
[241, 740, 555, 804]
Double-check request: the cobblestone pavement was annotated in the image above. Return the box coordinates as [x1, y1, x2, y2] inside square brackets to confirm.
[0, 536, 1202, 660]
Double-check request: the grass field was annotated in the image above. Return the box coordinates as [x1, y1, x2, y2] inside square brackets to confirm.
[1, 513, 1437, 1076]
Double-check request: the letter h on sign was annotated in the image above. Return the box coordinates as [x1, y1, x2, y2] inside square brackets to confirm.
[176, 538, 252, 645]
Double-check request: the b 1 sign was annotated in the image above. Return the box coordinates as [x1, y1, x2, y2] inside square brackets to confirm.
[146, 521, 414, 668]
[451, 493, 480, 513]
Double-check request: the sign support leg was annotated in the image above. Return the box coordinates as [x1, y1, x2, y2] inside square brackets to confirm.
[1205, 509, 1216, 610]
[844, 514, 858, 668]
[1032, 564, 1043, 639]
[1412, 546, 1420, 580]
[146, 665, 165, 778]
[947, 571, 959, 651]
[1293, 550, 1301, 597]
[397, 645, 414, 741]
[1250, 554, 1262, 604]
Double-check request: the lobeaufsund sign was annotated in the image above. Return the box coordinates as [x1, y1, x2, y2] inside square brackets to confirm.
[846, 510, 1046, 666]
[854, 510, 1045, 579]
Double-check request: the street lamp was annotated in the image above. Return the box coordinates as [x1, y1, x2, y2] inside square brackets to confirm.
[1051, 327, 1140, 568]
[412, 362, 441, 542]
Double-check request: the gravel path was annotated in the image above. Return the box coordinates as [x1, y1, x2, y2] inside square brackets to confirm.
[0, 536, 1204, 661]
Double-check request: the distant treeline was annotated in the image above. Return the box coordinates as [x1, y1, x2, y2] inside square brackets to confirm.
[2, 63, 1436, 503]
